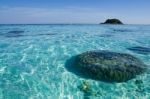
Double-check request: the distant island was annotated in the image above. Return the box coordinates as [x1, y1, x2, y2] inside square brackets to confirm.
[101, 19, 123, 24]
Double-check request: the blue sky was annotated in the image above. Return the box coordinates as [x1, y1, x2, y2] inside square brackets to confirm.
[0, 0, 150, 24]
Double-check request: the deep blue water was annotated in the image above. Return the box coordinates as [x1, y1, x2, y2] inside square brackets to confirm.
[0, 24, 150, 99]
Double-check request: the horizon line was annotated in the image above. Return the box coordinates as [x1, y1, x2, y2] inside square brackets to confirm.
[0, 23, 150, 25]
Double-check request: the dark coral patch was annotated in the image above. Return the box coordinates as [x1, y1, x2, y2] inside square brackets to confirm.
[5, 30, 25, 38]
[127, 46, 150, 55]
[8, 31, 24, 34]
[37, 33, 56, 36]
[65, 50, 147, 82]
[113, 29, 133, 32]
[98, 34, 113, 37]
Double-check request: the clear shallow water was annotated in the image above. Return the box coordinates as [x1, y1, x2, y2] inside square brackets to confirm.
[0, 24, 150, 99]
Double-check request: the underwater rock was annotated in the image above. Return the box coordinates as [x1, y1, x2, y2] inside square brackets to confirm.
[101, 19, 123, 24]
[78, 81, 102, 98]
[127, 46, 150, 55]
[78, 81, 91, 93]
[65, 50, 147, 82]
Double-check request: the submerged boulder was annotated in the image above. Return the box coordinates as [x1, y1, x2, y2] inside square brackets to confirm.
[102, 19, 123, 24]
[67, 50, 147, 82]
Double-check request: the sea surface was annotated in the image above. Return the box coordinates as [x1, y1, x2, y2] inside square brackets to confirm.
[0, 24, 150, 99]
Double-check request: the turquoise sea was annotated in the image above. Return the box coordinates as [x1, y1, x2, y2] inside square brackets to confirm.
[0, 24, 150, 99]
